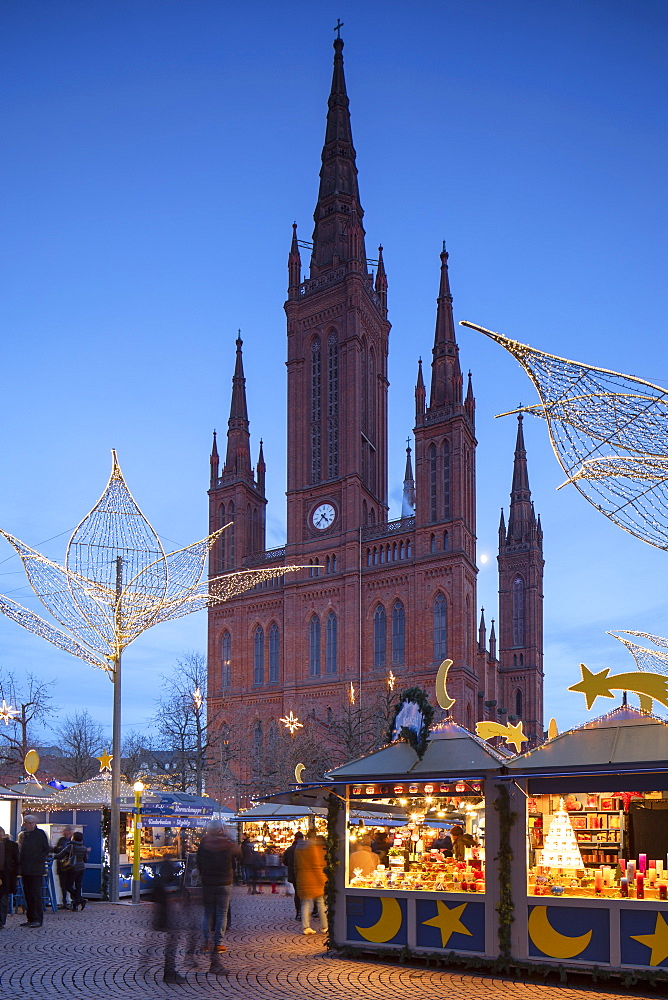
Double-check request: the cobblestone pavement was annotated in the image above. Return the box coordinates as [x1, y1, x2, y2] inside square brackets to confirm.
[0, 887, 652, 1000]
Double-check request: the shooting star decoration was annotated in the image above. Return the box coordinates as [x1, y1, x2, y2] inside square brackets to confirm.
[475, 720, 528, 754]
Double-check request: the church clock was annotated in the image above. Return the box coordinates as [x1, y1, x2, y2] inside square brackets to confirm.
[311, 502, 336, 530]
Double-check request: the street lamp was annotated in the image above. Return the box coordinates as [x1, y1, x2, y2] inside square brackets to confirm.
[132, 780, 144, 904]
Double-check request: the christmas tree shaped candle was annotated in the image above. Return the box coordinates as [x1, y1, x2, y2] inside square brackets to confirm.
[540, 798, 584, 869]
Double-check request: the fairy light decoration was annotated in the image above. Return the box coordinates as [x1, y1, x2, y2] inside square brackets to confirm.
[0, 450, 299, 900]
[280, 710, 303, 736]
[0, 699, 20, 725]
[460, 321, 668, 550]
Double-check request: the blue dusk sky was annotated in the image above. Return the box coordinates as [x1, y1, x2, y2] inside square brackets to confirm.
[1, 0, 667, 744]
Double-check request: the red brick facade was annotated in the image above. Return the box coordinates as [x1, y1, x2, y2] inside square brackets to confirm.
[206, 38, 544, 793]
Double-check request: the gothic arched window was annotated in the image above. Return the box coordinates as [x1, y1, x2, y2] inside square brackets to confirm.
[227, 501, 235, 568]
[442, 440, 451, 521]
[429, 443, 437, 523]
[430, 533, 436, 554]
[392, 600, 405, 666]
[218, 503, 226, 572]
[326, 611, 337, 675]
[253, 626, 264, 684]
[515, 689, 523, 718]
[269, 623, 279, 683]
[252, 719, 263, 775]
[309, 615, 321, 676]
[221, 630, 231, 688]
[512, 575, 525, 647]
[433, 593, 447, 660]
[443, 529, 449, 551]
[374, 604, 386, 668]
[327, 332, 339, 479]
[311, 336, 322, 484]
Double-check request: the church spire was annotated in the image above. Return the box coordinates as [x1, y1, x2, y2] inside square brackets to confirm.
[224, 335, 252, 477]
[506, 413, 536, 542]
[375, 245, 388, 317]
[209, 429, 219, 487]
[310, 35, 366, 276]
[288, 222, 302, 299]
[401, 438, 416, 518]
[429, 243, 462, 410]
[415, 358, 425, 420]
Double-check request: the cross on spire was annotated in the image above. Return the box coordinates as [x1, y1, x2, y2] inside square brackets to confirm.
[334, 18, 344, 38]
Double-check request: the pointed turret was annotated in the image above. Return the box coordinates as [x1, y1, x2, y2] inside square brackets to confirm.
[506, 414, 538, 543]
[257, 439, 266, 496]
[210, 429, 219, 487]
[465, 370, 475, 424]
[375, 245, 388, 318]
[401, 438, 416, 518]
[489, 619, 496, 660]
[415, 358, 425, 420]
[224, 335, 252, 477]
[429, 243, 463, 410]
[288, 222, 302, 299]
[310, 35, 366, 276]
[478, 608, 486, 651]
[498, 508, 506, 548]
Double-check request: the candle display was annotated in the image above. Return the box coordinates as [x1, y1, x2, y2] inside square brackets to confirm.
[620, 877, 629, 897]
[638, 854, 647, 874]
[636, 874, 645, 899]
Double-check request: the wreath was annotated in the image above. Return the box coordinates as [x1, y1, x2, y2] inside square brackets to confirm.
[386, 686, 434, 759]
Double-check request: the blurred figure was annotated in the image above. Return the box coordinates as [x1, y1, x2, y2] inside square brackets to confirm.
[370, 829, 390, 865]
[0, 827, 19, 928]
[196, 821, 240, 973]
[348, 835, 379, 878]
[19, 815, 49, 928]
[240, 834, 253, 885]
[152, 858, 186, 985]
[55, 831, 89, 911]
[281, 831, 303, 920]
[53, 826, 73, 908]
[294, 830, 327, 936]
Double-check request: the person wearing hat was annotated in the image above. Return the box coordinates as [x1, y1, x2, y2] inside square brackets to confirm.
[449, 825, 477, 861]
[19, 815, 50, 928]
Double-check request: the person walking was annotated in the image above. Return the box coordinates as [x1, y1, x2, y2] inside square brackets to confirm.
[55, 831, 89, 911]
[196, 821, 240, 973]
[53, 825, 74, 909]
[0, 827, 19, 929]
[151, 858, 187, 984]
[18, 815, 50, 928]
[281, 831, 303, 920]
[293, 830, 327, 936]
[240, 834, 253, 885]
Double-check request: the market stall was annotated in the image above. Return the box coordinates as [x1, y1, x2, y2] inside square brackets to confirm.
[504, 705, 668, 972]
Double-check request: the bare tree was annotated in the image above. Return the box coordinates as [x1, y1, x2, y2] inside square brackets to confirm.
[0, 668, 56, 767]
[152, 652, 220, 795]
[56, 710, 105, 781]
[121, 729, 149, 784]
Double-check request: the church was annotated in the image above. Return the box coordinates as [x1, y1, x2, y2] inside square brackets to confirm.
[206, 36, 544, 786]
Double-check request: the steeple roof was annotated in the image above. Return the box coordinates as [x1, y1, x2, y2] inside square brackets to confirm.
[224, 335, 252, 477]
[401, 438, 416, 518]
[505, 413, 538, 544]
[428, 244, 463, 410]
[310, 36, 366, 276]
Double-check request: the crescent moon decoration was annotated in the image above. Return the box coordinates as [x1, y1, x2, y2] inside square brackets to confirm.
[459, 319, 668, 551]
[547, 718, 558, 740]
[528, 906, 593, 959]
[355, 897, 403, 943]
[435, 659, 455, 711]
[294, 763, 305, 783]
[24, 749, 40, 775]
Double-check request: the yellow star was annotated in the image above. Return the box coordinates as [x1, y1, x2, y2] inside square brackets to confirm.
[631, 911, 668, 967]
[97, 750, 113, 772]
[422, 900, 472, 948]
[504, 721, 528, 753]
[568, 664, 614, 710]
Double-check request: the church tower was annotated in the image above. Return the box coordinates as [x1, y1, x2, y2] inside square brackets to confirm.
[497, 414, 544, 742]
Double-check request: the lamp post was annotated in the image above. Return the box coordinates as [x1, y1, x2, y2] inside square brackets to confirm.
[132, 780, 144, 904]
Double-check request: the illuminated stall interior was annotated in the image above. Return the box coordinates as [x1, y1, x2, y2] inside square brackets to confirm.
[507, 706, 668, 900]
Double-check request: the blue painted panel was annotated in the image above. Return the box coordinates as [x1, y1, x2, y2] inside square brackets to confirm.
[528, 904, 610, 964]
[416, 898, 485, 952]
[346, 894, 407, 946]
[620, 908, 668, 969]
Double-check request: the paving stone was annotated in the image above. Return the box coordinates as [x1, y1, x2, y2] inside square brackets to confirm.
[0, 888, 652, 999]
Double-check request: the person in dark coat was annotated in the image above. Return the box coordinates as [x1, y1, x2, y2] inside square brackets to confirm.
[0, 827, 20, 928]
[55, 831, 89, 911]
[151, 858, 186, 984]
[53, 825, 73, 908]
[19, 814, 50, 928]
[196, 822, 240, 973]
[281, 831, 303, 919]
[450, 825, 477, 861]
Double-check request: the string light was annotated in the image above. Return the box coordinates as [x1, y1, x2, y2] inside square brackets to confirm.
[193, 686, 203, 711]
[387, 671, 396, 691]
[349, 682, 356, 705]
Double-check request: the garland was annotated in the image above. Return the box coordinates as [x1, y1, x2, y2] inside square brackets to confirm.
[324, 792, 341, 951]
[101, 806, 110, 901]
[493, 782, 516, 960]
[385, 686, 434, 759]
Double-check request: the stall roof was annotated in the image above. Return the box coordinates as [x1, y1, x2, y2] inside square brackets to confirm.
[505, 705, 668, 779]
[233, 802, 325, 823]
[326, 722, 506, 782]
[11, 781, 61, 799]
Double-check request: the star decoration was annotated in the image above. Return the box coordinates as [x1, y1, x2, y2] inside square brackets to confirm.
[387, 671, 396, 692]
[631, 911, 668, 967]
[422, 900, 472, 948]
[0, 699, 20, 726]
[97, 750, 113, 772]
[279, 711, 303, 736]
[568, 663, 668, 711]
[349, 682, 356, 705]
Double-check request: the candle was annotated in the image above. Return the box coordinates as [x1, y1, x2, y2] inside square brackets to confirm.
[628, 861, 636, 881]
[595, 871, 603, 892]
[660, 883, 668, 901]
[619, 858, 626, 873]
[639, 854, 647, 873]
[636, 874, 645, 899]
[620, 877, 629, 897]
[657, 860, 664, 874]
[648, 867, 657, 884]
